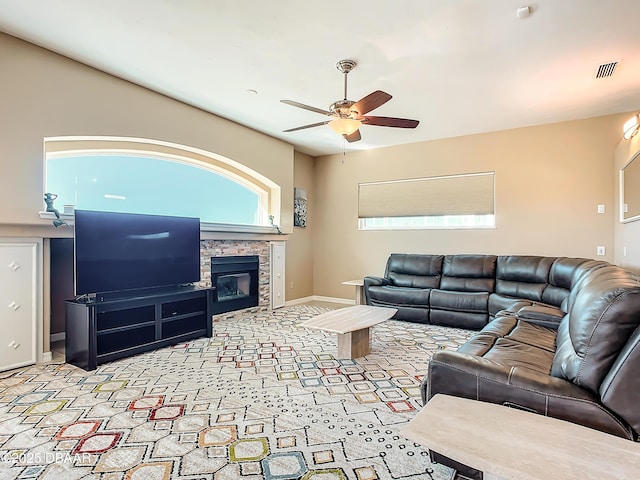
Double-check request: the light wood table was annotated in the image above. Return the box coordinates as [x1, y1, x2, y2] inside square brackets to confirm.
[300, 305, 397, 358]
[342, 279, 365, 304]
[401, 394, 640, 480]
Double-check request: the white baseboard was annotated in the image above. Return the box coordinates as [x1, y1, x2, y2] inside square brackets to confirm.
[285, 296, 314, 306]
[313, 295, 354, 305]
[285, 295, 354, 306]
[50, 332, 65, 343]
[42, 351, 53, 362]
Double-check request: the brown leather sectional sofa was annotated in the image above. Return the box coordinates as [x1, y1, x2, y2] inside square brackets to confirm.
[364, 253, 640, 476]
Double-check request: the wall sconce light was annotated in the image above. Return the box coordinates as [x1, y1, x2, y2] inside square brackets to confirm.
[623, 114, 640, 140]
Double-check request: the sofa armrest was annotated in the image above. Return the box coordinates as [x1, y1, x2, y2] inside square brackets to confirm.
[516, 304, 565, 329]
[426, 350, 589, 400]
[363, 275, 390, 288]
[363, 275, 391, 304]
[423, 350, 634, 438]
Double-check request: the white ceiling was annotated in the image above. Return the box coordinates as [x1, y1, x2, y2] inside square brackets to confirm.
[1, 0, 639, 156]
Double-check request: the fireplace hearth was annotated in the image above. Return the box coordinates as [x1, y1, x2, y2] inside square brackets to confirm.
[211, 255, 259, 314]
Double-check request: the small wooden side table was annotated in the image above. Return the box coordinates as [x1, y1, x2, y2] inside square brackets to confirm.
[342, 279, 365, 305]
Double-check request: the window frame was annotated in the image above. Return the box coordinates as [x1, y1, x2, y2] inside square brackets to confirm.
[41, 136, 281, 233]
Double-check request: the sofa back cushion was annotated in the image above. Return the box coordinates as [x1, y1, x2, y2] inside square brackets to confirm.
[439, 254, 497, 292]
[542, 257, 593, 309]
[495, 255, 555, 302]
[600, 327, 640, 437]
[551, 265, 640, 396]
[385, 253, 443, 288]
[563, 259, 612, 312]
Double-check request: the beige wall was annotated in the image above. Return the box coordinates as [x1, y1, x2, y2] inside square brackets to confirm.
[313, 114, 630, 299]
[614, 127, 640, 272]
[0, 33, 294, 231]
[286, 152, 315, 299]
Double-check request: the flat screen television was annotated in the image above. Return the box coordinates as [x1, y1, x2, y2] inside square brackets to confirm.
[74, 210, 201, 297]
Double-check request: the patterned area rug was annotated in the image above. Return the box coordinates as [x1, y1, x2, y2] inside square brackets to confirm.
[0, 305, 473, 480]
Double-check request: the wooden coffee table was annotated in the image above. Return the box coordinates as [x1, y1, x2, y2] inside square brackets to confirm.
[300, 305, 397, 359]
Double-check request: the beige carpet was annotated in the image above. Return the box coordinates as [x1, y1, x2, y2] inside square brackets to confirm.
[0, 305, 473, 479]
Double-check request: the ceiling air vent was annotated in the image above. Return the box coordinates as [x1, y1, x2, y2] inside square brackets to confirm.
[595, 61, 618, 79]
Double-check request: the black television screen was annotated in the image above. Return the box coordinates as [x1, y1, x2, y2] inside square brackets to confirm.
[74, 210, 201, 296]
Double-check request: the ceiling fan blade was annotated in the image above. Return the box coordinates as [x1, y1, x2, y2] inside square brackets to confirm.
[344, 130, 361, 143]
[362, 116, 419, 128]
[280, 99, 331, 116]
[283, 121, 330, 132]
[352, 90, 392, 116]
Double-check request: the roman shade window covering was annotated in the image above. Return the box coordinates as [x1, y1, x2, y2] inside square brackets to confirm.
[358, 172, 495, 218]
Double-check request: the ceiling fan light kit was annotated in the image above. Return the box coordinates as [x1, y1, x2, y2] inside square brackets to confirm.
[329, 118, 362, 135]
[281, 59, 419, 143]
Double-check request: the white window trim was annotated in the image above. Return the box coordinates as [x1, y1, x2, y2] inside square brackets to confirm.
[358, 214, 496, 230]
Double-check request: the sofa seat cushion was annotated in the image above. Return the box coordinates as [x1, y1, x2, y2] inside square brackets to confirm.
[456, 335, 554, 375]
[430, 289, 489, 313]
[480, 316, 557, 352]
[430, 289, 490, 329]
[367, 285, 431, 307]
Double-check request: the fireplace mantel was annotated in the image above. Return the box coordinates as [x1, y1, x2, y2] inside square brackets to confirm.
[35, 213, 290, 239]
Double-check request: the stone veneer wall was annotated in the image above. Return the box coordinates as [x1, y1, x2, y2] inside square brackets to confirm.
[198, 240, 271, 309]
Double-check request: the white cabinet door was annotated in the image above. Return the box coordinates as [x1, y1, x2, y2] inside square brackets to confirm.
[270, 241, 286, 309]
[0, 242, 37, 371]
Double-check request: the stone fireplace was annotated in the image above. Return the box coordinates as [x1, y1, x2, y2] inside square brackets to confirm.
[198, 240, 271, 313]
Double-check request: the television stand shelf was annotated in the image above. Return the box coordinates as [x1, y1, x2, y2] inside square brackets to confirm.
[65, 286, 214, 371]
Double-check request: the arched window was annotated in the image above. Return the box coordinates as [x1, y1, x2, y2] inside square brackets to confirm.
[44, 137, 281, 229]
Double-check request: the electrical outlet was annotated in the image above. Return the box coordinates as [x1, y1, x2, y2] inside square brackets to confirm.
[597, 204, 605, 214]
[597, 246, 606, 256]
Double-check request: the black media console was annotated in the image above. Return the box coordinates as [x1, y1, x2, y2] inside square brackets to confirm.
[65, 286, 214, 371]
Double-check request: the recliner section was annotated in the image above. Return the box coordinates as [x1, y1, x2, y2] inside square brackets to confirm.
[364, 253, 595, 329]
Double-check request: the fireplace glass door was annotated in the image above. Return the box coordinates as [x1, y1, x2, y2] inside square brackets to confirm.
[216, 273, 251, 302]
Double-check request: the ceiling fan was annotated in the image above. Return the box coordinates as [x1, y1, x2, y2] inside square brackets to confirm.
[281, 59, 419, 143]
